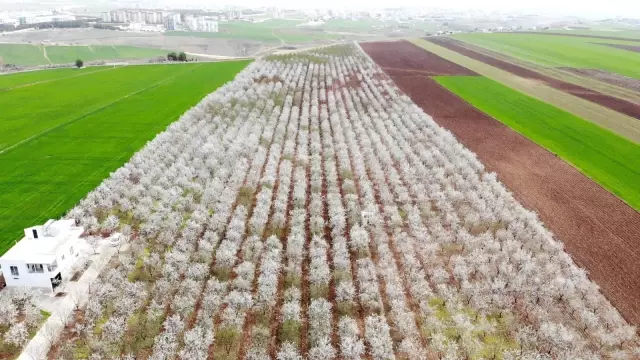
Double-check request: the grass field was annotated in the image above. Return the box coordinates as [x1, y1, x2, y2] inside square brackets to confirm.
[0, 67, 107, 90]
[0, 60, 250, 254]
[410, 38, 640, 143]
[0, 44, 170, 66]
[0, 44, 48, 66]
[45, 45, 167, 64]
[435, 75, 640, 210]
[452, 33, 640, 78]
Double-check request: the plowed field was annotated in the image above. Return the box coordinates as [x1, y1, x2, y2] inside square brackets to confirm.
[362, 42, 640, 327]
[360, 40, 477, 76]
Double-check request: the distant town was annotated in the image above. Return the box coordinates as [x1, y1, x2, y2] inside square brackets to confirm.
[0, 6, 612, 35]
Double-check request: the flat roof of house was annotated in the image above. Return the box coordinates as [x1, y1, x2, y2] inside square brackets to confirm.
[0, 221, 84, 263]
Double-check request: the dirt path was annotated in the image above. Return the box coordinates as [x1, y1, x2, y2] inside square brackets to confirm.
[272, 28, 285, 46]
[362, 42, 640, 327]
[42, 46, 51, 64]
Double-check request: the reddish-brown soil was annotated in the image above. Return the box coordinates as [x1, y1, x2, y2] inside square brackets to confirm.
[427, 37, 640, 120]
[516, 31, 640, 43]
[360, 40, 477, 76]
[558, 67, 640, 93]
[596, 42, 640, 53]
[362, 43, 640, 327]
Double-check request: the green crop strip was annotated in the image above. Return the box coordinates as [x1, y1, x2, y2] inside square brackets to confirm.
[435, 75, 640, 211]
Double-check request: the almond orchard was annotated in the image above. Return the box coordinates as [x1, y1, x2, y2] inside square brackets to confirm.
[52, 44, 639, 360]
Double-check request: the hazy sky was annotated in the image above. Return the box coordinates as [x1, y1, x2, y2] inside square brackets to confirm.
[226, 0, 640, 17]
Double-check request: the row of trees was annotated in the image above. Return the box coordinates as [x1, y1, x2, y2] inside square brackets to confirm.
[167, 52, 188, 62]
[54, 44, 640, 360]
[0, 288, 49, 358]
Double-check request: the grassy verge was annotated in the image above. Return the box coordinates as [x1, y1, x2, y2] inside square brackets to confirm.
[435, 75, 640, 211]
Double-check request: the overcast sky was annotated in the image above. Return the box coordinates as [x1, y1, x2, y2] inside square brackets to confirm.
[222, 0, 640, 18]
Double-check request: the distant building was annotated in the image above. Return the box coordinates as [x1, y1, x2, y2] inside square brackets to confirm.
[184, 15, 218, 32]
[185, 15, 197, 31]
[0, 219, 85, 291]
[101, 11, 111, 23]
[16, 13, 75, 25]
[164, 13, 181, 30]
[112, 10, 126, 23]
[200, 17, 218, 32]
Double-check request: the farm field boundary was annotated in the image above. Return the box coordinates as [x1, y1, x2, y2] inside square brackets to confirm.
[361, 43, 640, 326]
[0, 43, 171, 66]
[409, 38, 640, 143]
[0, 60, 251, 254]
[432, 37, 640, 107]
[450, 33, 640, 78]
[558, 67, 640, 94]
[597, 42, 640, 53]
[434, 75, 640, 212]
[519, 31, 640, 42]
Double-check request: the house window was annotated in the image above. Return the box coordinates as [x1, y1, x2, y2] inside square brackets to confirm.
[32, 229, 38, 239]
[69, 246, 74, 255]
[27, 264, 44, 273]
[10, 266, 19, 276]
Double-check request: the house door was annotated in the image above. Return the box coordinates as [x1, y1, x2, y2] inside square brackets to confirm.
[50, 273, 62, 290]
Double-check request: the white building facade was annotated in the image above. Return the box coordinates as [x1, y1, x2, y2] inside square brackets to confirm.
[0, 219, 84, 291]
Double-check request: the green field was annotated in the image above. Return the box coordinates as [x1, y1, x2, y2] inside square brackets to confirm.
[45, 45, 168, 64]
[0, 61, 250, 253]
[0, 67, 107, 90]
[0, 44, 170, 66]
[453, 33, 640, 78]
[435, 76, 640, 211]
[0, 44, 48, 66]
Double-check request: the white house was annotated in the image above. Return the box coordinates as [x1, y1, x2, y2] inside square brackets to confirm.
[0, 219, 84, 291]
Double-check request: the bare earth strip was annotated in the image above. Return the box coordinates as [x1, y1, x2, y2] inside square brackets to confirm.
[559, 67, 640, 93]
[360, 44, 640, 326]
[517, 31, 640, 43]
[428, 37, 640, 119]
[408, 38, 640, 143]
[446, 37, 640, 106]
[596, 42, 640, 53]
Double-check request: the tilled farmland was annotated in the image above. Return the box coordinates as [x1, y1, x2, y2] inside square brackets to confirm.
[360, 40, 476, 76]
[49, 44, 639, 359]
